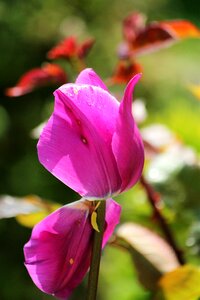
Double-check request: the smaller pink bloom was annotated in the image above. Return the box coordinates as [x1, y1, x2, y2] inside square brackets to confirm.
[24, 198, 121, 299]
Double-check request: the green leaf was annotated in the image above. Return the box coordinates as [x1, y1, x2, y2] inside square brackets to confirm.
[114, 223, 180, 291]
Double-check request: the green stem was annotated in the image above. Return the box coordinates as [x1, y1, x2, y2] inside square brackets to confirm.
[86, 200, 106, 300]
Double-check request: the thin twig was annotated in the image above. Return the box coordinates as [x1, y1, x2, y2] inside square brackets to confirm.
[140, 175, 185, 265]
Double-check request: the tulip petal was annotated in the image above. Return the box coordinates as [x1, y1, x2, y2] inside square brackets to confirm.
[24, 198, 121, 299]
[38, 83, 121, 199]
[75, 68, 108, 91]
[24, 200, 91, 299]
[112, 74, 144, 192]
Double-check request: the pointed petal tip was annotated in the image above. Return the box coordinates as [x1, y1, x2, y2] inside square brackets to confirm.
[75, 68, 108, 91]
[75, 68, 94, 84]
[77, 67, 94, 76]
[129, 72, 142, 85]
[121, 73, 142, 110]
[137, 72, 143, 79]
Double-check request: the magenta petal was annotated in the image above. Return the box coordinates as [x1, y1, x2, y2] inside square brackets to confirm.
[75, 68, 108, 91]
[38, 83, 121, 199]
[24, 200, 92, 299]
[57, 82, 119, 142]
[103, 198, 121, 248]
[112, 74, 144, 192]
[24, 199, 121, 299]
[37, 69, 144, 199]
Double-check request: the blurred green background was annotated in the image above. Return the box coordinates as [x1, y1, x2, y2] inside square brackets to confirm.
[1, 0, 200, 299]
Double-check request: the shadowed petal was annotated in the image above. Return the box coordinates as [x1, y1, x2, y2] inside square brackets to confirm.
[24, 198, 121, 299]
[112, 74, 144, 192]
[75, 68, 108, 91]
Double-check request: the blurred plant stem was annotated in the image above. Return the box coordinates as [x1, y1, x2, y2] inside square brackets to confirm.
[86, 200, 106, 300]
[70, 57, 86, 73]
[140, 175, 185, 265]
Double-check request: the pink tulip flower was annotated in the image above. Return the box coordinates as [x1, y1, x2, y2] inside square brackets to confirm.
[24, 198, 121, 299]
[37, 68, 144, 199]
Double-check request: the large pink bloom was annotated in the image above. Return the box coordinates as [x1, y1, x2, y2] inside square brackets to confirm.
[37, 68, 144, 199]
[24, 198, 121, 299]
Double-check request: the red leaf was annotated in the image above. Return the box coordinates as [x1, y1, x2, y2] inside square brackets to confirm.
[47, 36, 94, 60]
[111, 61, 142, 84]
[123, 12, 147, 43]
[5, 63, 67, 97]
[123, 13, 200, 56]
[77, 38, 95, 59]
[47, 36, 77, 60]
[132, 24, 174, 55]
[160, 20, 200, 38]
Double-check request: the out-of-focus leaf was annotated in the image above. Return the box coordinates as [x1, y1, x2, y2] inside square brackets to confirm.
[141, 124, 177, 152]
[187, 222, 200, 256]
[0, 195, 41, 218]
[133, 20, 200, 56]
[156, 265, 200, 300]
[77, 38, 95, 59]
[0, 195, 61, 228]
[5, 63, 67, 97]
[30, 121, 46, 139]
[117, 185, 153, 225]
[132, 99, 147, 124]
[177, 164, 200, 210]
[123, 13, 200, 56]
[47, 36, 77, 60]
[161, 20, 200, 38]
[146, 144, 197, 184]
[47, 36, 95, 60]
[123, 12, 147, 44]
[114, 223, 180, 291]
[188, 84, 200, 101]
[141, 124, 180, 160]
[100, 245, 150, 300]
[0, 105, 10, 138]
[16, 203, 61, 228]
[110, 60, 142, 84]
